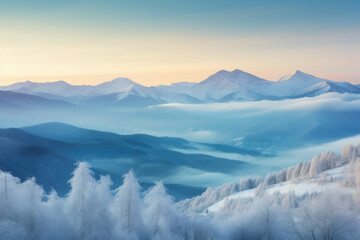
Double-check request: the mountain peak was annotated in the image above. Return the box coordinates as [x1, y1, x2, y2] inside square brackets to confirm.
[198, 69, 269, 88]
[208, 69, 260, 80]
[11, 80, 71, 87]
[232, 69, 247, 74]
[110, 77, 133, 82]
[212, 69, 230, 75]
[50, 80, 71, 86]
[278, 70, 312, 82]
[96, 77, 139, 89]
[213, 69, 249, 76]
[53, 80, 68, 84]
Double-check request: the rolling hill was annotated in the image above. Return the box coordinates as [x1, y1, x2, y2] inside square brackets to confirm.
[0, 122, 260, 199]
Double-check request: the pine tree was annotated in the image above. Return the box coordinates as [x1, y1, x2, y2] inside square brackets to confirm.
[112, 170, 147, 239]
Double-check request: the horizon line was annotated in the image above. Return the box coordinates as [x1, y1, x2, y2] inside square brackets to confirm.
[1, 69, 359, 87]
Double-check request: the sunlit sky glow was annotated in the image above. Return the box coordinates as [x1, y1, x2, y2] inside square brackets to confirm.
[1, 0, 359, 86]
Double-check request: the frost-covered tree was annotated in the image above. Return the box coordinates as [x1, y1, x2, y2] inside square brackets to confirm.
[294, 191, 360, 240]
[66, 162, 114, 240]
[222, 194, 297, 240]
[275, 169, 287, 183]
[264, 173, 276, 186]
[300, 162, 310, 179]
[0, 218, 29, 240]
[341, 144, 360, 163]
[0, 171, 10, 218]
[21, 178, 43, 237]
[286, 167, 294, 181]
[291, 162, 303, 181]
[0, 171, 36, 238]
[112, 170, 147, 239]
[144, 182, 184, 239]
[143, 182, 220, 240]
[179, 176, 262, 214]
[353, 158, 360, 187]
[309, 152, 340, 177]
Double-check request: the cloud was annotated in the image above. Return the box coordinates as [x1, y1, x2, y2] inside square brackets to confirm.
[161, 166, 237, 187]
[184, 130, 217, 142]
[156, 93, 360, 113]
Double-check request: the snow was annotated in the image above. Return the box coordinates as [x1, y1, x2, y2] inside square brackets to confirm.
[1, 141, 360, 239]
[295, 81, 335, 97]
[264, 70, 326, 96]
[188, 69, 271, 101]
[0, 78, 139, 98]
[295, 81, 360, 97]
[1, 69, 359, 105]
[113, 84, 201, 104]
[207, 165, 350, 213]
[155, 82, 197, 93]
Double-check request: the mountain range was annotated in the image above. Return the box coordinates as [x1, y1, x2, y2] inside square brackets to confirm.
[0, 122, 262, 199]
[1, 70, 359, 108]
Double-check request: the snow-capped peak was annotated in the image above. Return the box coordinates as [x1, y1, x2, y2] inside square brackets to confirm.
[277, 70, 313, 82]
[187, 69, 270, 101]
[198, 69, 268, 85]
[93, 77, 139, 95]
[277, 70, 296, 82]
[1, 69, 359, 105]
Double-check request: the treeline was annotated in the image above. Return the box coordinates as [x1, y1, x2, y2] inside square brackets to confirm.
[0, 162, 219, 240]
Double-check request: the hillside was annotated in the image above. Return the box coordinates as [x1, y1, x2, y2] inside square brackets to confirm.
[0, 122, 259, 198]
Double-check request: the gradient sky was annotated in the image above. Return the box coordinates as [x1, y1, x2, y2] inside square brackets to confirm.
[0, 0, 359, 86]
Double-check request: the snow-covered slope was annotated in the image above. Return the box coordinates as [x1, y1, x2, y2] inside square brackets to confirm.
[83, 84, 202, 108]
[294, 81, 360, 97]
[155, 82, 197, 93]
[183, 69, 360, 101]
[333, 81, 360, 93]
[179, 144, 360, 216]
[207, 166, 348, 213]
[187, 69, 272, 101]
[266, 70, 360, 97]
[266, 70, 325, 96]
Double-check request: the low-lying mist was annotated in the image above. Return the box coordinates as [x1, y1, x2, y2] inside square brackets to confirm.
[1, 93, 360, 188]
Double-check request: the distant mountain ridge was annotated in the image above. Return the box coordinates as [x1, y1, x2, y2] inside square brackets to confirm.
[0, 122, 260, 199]
[0, 90, 75, 109]
[1, 70, 359, 107]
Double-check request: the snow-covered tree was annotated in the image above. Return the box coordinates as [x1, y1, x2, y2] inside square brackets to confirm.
[66, 162, 114, 240]
[309, 152, 340, 177]
[143, 182, 184, 239]
[341, 144, 360, 163]
[1, 141, 360, 240]
[112, 170, 147, 239]
[294, 191, 360, 240]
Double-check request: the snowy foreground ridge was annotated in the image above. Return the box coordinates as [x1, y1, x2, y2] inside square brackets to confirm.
[1, 143, 360, 239]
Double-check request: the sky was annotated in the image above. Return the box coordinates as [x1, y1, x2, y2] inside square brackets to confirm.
[0, 0, 359, 86]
